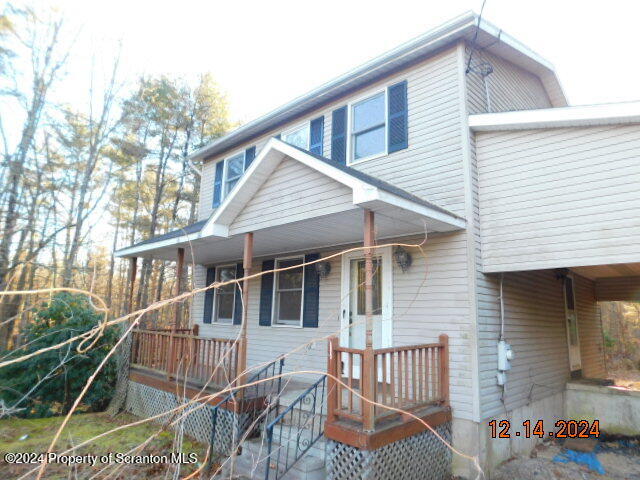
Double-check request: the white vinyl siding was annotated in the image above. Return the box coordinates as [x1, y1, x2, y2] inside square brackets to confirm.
[189, 43, 560, 423]
[229, 157, 356, 235]
[465, 47, 552, 114]
[198, 46, 468, 222]
[476, 124, 640, 273]
[191, 231, 475, 415]
[475, 270, 604, 419]
[463, 48, 601, 420]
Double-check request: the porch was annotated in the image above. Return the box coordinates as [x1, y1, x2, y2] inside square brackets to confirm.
[126, 324, 452, 433]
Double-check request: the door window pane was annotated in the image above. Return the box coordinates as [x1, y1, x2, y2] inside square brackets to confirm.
[355, 258, 382, 315]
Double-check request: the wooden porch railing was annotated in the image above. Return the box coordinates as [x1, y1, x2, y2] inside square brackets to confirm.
[130, 328, 241, 388]
[326, 334, 449, 431]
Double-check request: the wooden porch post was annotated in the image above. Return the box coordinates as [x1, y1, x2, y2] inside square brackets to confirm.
[167, 248, 185, 380]
[362, 209, 376, 431]
[128, 257, 138, 314]
[173, 247, 185, 329]
[439, 334, 450, 407]
[237, 232, 253, 397]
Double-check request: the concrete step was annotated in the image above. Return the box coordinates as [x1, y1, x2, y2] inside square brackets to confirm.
[233, 431, 326, 480]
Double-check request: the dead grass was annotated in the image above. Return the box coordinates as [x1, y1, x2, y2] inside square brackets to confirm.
[609, 369, 640, 390]
[0, 412, 208, 479]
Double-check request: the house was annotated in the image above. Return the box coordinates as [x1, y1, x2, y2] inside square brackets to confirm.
[115, 11, 640, 479]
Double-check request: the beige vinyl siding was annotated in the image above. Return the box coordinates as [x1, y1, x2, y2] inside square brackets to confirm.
[466, 47, 552, 114]
[229, 157, 356, 235]
[190, 252, 340, 383]
[477, 270, 569, 417]
[477, 124, 640, 273]
[595, 276, 640, 302]
[191, 45, 479, 420]
[574, 275, 606, 378]
[198, 46, 467, 221]
[191, 232, 476, 419]
[475, 270, 604, 419]
[464, 44, 559, 419]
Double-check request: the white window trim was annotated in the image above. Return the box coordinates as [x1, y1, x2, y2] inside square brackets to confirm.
[346, 88, 388, 166]
[217, 149, 247, 202]
[271, 255, 305, 328]
[212, 264, 237, 325]
[281, 121, 311, 150]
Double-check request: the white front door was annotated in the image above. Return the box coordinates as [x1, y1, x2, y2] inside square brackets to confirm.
[340, 247, 393, 377]
[563, 274, 582, 375]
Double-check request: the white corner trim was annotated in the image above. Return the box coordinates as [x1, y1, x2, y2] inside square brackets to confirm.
[469, 101, 640, 131]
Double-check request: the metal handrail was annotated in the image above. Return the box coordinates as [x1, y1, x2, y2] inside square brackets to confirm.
[208, 357, 286, 465]
[264, 375, 327, 480]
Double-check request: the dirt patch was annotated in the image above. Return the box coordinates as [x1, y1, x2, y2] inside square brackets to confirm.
[610, 369, 640, 391]
[493, 440, 640, 480]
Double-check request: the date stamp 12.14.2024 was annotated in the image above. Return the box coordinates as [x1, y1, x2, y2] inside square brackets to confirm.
[489, 419, 600, 439]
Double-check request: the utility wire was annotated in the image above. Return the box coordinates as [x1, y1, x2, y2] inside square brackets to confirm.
[465, 0, 488, 74]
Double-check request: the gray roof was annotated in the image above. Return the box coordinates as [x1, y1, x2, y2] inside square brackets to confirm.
[189, 11, 562, 162]
[120, 219, 207, 251]
[285, 142, 464, 220]
[119, 144, 463, 254]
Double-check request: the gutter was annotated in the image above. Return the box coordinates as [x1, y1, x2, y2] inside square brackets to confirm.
[189, 12, 562, 162]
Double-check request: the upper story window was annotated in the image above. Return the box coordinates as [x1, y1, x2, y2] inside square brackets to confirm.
[224, 152, 245, 196]
[272, 257, 304, 327]
[214, 265, 236, 323]
[350, 91, 386, 162]
[282, 122, 310, 150]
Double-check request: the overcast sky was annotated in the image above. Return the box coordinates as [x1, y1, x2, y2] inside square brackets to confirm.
[57, 0, 640, 124]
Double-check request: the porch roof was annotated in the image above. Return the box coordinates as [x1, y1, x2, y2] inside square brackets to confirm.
[115, 139, 466, 263]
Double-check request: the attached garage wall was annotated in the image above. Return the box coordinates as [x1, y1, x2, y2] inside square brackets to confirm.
[574, 275, 606, 378]
[476, 124, 640, 273]
[478, 269, 568, 419]
[477, 270, 604, 419]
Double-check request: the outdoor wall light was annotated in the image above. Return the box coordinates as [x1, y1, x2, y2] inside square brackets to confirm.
[315, 261, 332, 279]
[394, 247, 412, 273]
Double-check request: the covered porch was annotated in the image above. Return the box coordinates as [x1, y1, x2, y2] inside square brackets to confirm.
[117, 139, 465, 445]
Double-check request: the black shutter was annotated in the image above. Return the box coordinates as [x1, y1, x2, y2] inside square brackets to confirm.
[331, 106, 347, 164]
[302, 253, 320, 328]
[387, 80, 408, 153]
[233, 263, 243, 325]
[259, 259, 275, 326]
[309, 116, 324, 155]
[244, 146, 256, 169]
[212, 161, 224, 207]
[203, 267, 216, 324]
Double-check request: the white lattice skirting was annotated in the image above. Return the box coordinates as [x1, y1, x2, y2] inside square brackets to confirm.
[327, 422, 452, 480]
[125, 380, 214, 445]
